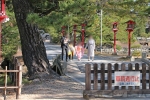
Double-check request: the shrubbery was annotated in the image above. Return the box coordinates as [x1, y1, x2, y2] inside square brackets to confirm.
[132, 51, 141, 57]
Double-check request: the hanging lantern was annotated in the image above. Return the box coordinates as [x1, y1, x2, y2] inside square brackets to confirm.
[126, 20, 135, 32]
[81, 23, 86, 30]
[112, 22, 118, 32]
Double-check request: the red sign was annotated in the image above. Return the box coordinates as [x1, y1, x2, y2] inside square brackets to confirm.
[115, 71, 140, 86]
[116, 76, 139, 82]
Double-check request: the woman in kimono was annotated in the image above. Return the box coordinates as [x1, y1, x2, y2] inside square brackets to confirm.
[75, 42, 84, 61]
[85, 35, 95, 61]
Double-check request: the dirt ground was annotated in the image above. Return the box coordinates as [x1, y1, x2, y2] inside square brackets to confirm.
[0, 73, 85, 100]
[0, 50, 85, 100]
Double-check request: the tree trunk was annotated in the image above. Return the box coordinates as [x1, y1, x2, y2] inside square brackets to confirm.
[12, 0, 51, 77]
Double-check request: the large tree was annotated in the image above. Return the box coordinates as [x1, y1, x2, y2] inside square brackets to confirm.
[12, 0, 60, 78]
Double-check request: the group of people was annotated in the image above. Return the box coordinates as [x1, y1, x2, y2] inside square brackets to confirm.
[60, 34, 95, 62]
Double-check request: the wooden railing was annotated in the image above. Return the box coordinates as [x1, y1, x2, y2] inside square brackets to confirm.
[0, 58, 22, 100]
[83, 63, 150, 99]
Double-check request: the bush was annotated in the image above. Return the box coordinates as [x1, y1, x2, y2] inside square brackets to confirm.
[131, 44, 141, 49]
[102, 41, 113, 48]
[116, 45, 122, 50]
[132, 51, 141, 57]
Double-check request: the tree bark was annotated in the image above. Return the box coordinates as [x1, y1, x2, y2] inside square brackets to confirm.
[12, 0, 51, 77]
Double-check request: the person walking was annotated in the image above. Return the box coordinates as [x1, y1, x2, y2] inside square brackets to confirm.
[75, 42, 84, 61]
[68, 42, 75, 61]
[60, 34, 69, 62]
[85, 35, 95, 61]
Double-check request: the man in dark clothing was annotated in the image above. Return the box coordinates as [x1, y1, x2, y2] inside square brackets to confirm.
[60, 35, 69, 62]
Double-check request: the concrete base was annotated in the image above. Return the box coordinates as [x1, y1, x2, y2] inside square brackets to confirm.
[130, 56, 135, 61]
[142, 52, 147, 59]
[112, 53, 117, 55]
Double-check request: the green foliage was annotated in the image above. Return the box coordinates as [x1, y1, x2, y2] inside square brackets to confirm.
[2, 10, 20, 59]
[22, 78, 32, 85]
[132, 50, 141, 57]
[0, 76, 31, 85]
[26, 0, 150, 44]
[116, 45, 122, 50]
[131, 44, 141, 48]
[0, 75, 12, 85]
[103, 41, 113, 47]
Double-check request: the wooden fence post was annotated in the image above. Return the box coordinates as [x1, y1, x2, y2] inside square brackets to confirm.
[114, 63, 119, 90]
[93, 64, 98, 90]
[128, 63, 132, 90]
[121, 63, 126, 90]
[15, 59, 17, 87]
[4, 66, 7, 100]
[142, 63, 146, 89]
[107, 63, 112, 90]
[135, 63, 139, 89]
[85, 64, 91, 90]
[101, 63, 105, 90]
[16, 59, 22, 99]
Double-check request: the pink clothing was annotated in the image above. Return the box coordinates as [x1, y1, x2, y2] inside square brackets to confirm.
[75, 45, 84, 59]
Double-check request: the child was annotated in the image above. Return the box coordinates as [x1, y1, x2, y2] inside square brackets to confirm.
[75, 42, 84, 61]
[68, 42, 75, 61]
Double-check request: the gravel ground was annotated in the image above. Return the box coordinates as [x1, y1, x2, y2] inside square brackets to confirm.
[0, 74, 85, 100]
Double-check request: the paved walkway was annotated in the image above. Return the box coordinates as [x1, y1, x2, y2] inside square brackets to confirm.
[45, 43, 143, 84]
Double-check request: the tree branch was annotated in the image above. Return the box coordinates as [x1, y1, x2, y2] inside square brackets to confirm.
[27, 0, 59, 16]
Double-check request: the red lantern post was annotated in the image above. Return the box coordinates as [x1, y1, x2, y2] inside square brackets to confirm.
[73, 25, 77, 46]
[112, 22, 118, 55]
[126, 20, 135, 57]
[0, 0, 7, 61]
[81, 23, 86, 46]
[61, 26, 66, 36]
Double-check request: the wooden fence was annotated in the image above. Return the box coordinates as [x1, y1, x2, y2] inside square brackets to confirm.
[83, 63, 150, 99]
[0, 58, 22, 100]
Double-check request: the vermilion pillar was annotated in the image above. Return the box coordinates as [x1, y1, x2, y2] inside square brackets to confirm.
[126, 20, 135, 57]
[73, 25, 77, 46]
[114, 31, 117, 54]
[128, 31, 131, 57]
[112, 22, 118, 55]
[81, 23, 86, 46]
